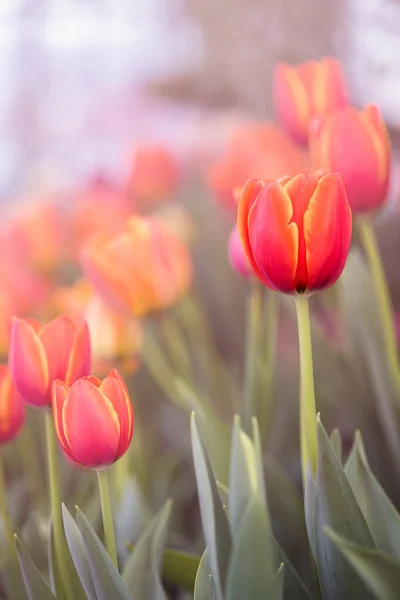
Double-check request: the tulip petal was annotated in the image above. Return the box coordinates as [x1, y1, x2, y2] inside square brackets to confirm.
[274, 62, 310, 143]
[360, 105, 390, 182]
[237, 179, 266, 282]
[9, 318, 49, 406]
[248, 182, 298, 293]
[0, 370, 25, 444]
[304, 173, 352, 291]
[100, 369, 134, 458]
[62, 380, 120, 468]
[52, 381, 74, 460]
[65, 320, 91, 385]
[39, 316, 77, 383]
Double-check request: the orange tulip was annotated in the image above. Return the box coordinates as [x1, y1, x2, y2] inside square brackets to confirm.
[310, 105, 391, 213]
[9, 315, 91, 408]
[274, 57, 348, 145]
[52, 369, 133, 469]
[238, 172, 352, 294]
[228, 226, 252, 279]
[81, 215, 192, 317]
[0, 366, 25, 444]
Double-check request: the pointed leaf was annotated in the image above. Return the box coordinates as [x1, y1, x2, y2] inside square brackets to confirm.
[122, 499, 172, 600]
[327, 528, 400, 600]
[330, 429, 342, 462]
[345, 431, 400, 559]
[15, 535, 56, 600]
[62, 505, 97, 600]
[273, 540, 313, 600]
[48, 523, 68, 600]
[76, 507, 133, 600]
[191, 413, 232, 600]
[194, 551, 216, 600]
[162, 548, 200, 593]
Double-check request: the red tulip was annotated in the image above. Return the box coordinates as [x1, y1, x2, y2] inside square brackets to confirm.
[228, 226, 252, 279]
[237, 172, 352, 295]
[9, 315, 91, 408]
[310, 105, 391, 213]
[52, 370, 133, 469]
[274, 57, 348, 144]
[0, 366, 25, 444]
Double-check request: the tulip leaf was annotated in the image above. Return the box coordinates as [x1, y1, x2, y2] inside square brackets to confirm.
[48, 523, 68, 600]
[326, 528, 400, 600]
[15, 535, 56, 600]
[273, 541, 313, 600]
[162, 547, 200, 593]
[62, 505, 97, 600]
[191, 413, 232, 600]
[194, 550, 216, 600]
[308, 417, 376, 600]
[330, 428, 342, 462]
[345, 431, 400, 559]
[76, 506, 133, 600]
[122, 499, 172, 600]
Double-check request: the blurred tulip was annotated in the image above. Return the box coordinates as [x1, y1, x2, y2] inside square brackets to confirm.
[207, 123, 308, 211]
[0, 366, 25, 444]
[52, 369, 133, 469]
[310, 105, 391, 213]
[274, 57, 348, 145]
[9, 315, 91, 408]
[127, 144, 180, 209]
[81, 215, 192, 317]
[228, 226, 252, 279]
[153, 202, 197, 246]
[238, 172, 352, 294]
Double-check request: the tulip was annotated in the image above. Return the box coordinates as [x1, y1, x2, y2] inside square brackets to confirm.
[310, 105, 391, 213]
[228, 226, 252, 279]
[274, 57, 348, 144]
[52, 369, 133, 469]
[9, 315, 91, 408]
[238, 172, 352, 295]
[81, 215, 192, 317]
[0, 366, 24, 444]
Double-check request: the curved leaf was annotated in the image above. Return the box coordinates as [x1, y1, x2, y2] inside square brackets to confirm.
[15, 535, 55, 600]
[162, 548, 200, 593]
[194, 551, 216, 600]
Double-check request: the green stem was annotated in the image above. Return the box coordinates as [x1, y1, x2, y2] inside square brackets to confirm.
[260, 290, 279, 438]
[45, 411, 73, 599]
[18, 413, 44, 506]
[97, 469, 118, 568]
[295, 296, 318, 481]
[357, 217, 400, 395]
[243, 280, 263, 432]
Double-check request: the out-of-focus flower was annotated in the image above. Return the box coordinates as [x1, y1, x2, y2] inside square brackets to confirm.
[9, 315, 91, 408]
[52, 369, 133, 469]
[228, 226, 252, 279]
[81, 215, 192, 317]
[152, 202, 197, 246]
[238, 172, 352, 294]
[206, 123, 308, 211]
[273, 57, 348, 145]
[310, 105, 391, 214]
[126, 144, 180, 209]
[0, 366, 25, 444]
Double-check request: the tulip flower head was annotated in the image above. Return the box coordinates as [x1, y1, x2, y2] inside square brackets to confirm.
[81, 215, 192, 317]
[9, 315, 91, 408]
[52, 369, 133, 469]
[228, 226, 252, 279]
[0, 366, 25, 444]
[310, 105, 391, 214]
[238, 172, 352, 295]
[274, 57, 348, 145]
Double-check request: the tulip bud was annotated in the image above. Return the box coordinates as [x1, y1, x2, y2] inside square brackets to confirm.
[0, 366, 25, 444]
[81, 215, 192, 317]
[228, 226, 252, 279]
[310, 105, 391, 213]
[274, 57, 348, 145]
[9, 315, 91, 408]
[52, 370, 133, 469]
[237, 172, 352, 295]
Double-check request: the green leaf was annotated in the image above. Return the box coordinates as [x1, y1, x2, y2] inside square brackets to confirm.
[122, 499, 172, 600]
[48, 523, 68, 600]
[194, 550, 216, 600]
[191, 413, 232, 600]
[326, 528, 400, 600]
[345, 431, 400, 559]
[307, 417, 376, 600]
[62, 505, 97, 600]
[273, 541, 313, 600]
[76, 507, 133, 600]
[15, 535, 56, 600]
[162, 548, 200, 593]
[330, 429, 342, 462]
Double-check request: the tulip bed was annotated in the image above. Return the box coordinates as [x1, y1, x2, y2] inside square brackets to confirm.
[0, 58, 399, 600]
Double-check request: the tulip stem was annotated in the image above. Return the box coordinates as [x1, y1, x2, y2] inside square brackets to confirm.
[44, 411, 73, 600]
[97, 469, 118, 568]
[260, 290, 279, 439]
[244, 280, 263, 433]
[295, 296, 318, 482]
[358, 217, 400, 396]
[0, 452, 22, 600]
